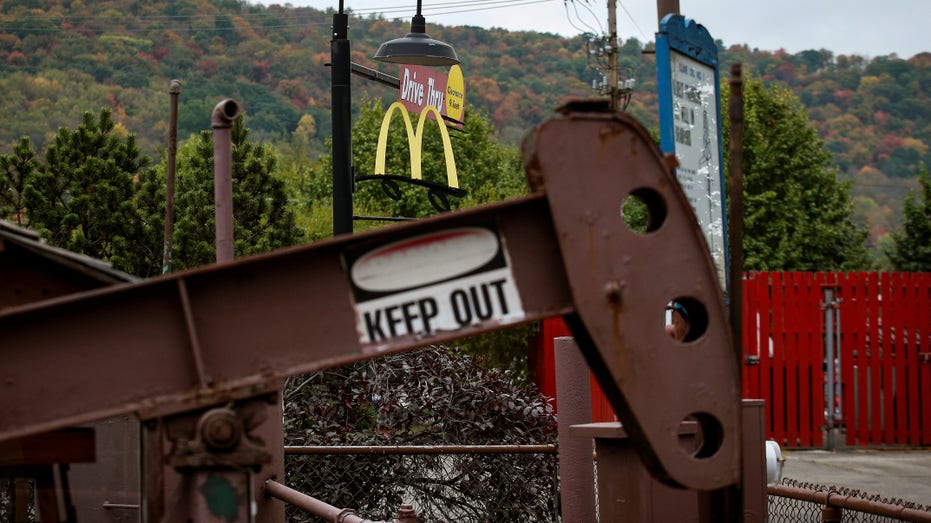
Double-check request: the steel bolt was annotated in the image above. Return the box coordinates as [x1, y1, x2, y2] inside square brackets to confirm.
[604, 280, 622, 304]
[199, 408, 242, 452]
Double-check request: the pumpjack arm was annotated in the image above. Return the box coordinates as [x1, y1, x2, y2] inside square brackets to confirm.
[0, 105, 738, 491]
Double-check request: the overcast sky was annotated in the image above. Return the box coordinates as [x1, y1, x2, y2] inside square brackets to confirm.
[272, 0, 927, 58]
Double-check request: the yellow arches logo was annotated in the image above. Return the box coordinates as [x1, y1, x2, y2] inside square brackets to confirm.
[374, 101, 459, 189]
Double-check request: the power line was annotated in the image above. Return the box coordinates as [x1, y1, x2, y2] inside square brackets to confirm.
[566, 0, 601, 35]
[415, 0, 557, 18]
[347, 0, 555, 16]
[616, 0, 648, 42]
[0, 0, 564, 34]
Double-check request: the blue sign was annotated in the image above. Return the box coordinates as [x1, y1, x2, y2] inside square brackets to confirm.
[656, 14, 729, 291]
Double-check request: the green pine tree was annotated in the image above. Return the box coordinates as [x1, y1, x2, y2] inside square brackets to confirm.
[0, 136, 38, 226]
[23, 109, 150, 272]
[157, 116, 304, 272]
[886, 164, 931, 271]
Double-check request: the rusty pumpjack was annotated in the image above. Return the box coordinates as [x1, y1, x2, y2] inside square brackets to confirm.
[0, 103, 741, 521]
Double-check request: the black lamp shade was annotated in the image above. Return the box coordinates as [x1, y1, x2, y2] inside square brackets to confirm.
[373, 14, 459, 66]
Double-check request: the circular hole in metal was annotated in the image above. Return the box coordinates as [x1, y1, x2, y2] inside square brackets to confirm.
[680, 412, 724, 460]
[620, 187, 666, 234]
[664, 297, 708, 343]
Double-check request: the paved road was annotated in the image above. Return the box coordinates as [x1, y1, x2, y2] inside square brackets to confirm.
[780, 448, 931, 506]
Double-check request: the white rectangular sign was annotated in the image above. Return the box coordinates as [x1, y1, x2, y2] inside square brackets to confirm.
[344, 226, 525, 348]
[670, 51, 727, 288]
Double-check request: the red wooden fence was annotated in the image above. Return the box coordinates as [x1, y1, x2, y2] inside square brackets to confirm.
[533, 272, 931, 448]
[741, 272, 931, 448]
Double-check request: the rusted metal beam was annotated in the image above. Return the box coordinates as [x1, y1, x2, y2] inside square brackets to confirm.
[525, 103, 740, 489]
[0, 428, 95, 466]
[0, 103, 739, 493]
[0, 195, 570, 442]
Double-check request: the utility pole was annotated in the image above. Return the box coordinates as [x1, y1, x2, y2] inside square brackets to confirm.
[657, 0, 680, 25]
[607, 0, 619, 110]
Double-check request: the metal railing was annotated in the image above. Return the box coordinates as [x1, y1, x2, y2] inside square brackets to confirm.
[283, 444, 560, 523]
[768, 478, 931, 522]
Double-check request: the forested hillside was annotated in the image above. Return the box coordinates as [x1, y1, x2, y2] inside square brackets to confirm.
[1, 0, 928, 244]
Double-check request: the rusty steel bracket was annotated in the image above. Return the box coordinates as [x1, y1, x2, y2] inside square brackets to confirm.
[167, 403, 272, 470]
[0, 101, 739, 503]
[523, 102, 740, 489]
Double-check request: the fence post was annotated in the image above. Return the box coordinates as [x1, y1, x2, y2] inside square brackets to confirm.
[554, 336, 597, 523]
[822, 504, 843, 522]
[821, 287, 840, 450]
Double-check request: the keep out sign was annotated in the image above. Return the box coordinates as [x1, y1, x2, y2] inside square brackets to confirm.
[344, 225, 525, 347]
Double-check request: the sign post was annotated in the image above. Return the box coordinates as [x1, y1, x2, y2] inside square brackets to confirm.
[656, 15, 728, 291]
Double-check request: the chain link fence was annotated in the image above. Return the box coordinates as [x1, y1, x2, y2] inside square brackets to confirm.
[769, 478, 931, 523]
[284, 445, 560, 522]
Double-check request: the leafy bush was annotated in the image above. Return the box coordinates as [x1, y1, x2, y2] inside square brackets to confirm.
[283, 345, 558, 522]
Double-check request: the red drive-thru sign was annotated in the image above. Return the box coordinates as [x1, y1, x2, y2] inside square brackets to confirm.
[398, 64, 465, 127]
[344, 223, 524, 348]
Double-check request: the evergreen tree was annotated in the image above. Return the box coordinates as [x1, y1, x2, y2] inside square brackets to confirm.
[161, 116, 304, 272]
[724, 75, 870, 271]
[0, 136, 38, 226]
[886, 164, 931, 271]
[23, 109, 150, 272]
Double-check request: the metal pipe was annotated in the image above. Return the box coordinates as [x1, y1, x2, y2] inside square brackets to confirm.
[264, 480, 383, 523]
[211, 98, 241, 263]
[284, 444, 556, 455]
[768, 485, 931, 523]
[102, 502, 140, 510]
[331, 8, 353, 236]
[351, 62, 400, 89]
[162, 79, 181, 274]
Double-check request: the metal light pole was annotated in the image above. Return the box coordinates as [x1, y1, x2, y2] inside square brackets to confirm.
[330, 0, 458, 237]
[331, 1, 353, 236]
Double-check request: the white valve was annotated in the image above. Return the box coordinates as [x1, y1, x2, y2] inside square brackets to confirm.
[765, 440, 786, 486]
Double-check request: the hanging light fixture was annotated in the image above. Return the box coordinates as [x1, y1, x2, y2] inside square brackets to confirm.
[373, 0, 459, 66]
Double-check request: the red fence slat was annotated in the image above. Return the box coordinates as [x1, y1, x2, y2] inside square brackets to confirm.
[921, 274, 931, 445]
[872, 273, 882, 445]
[905, 273, 921, 444]
[743, 273, 760, 399]
[772, 273, 787, 446]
